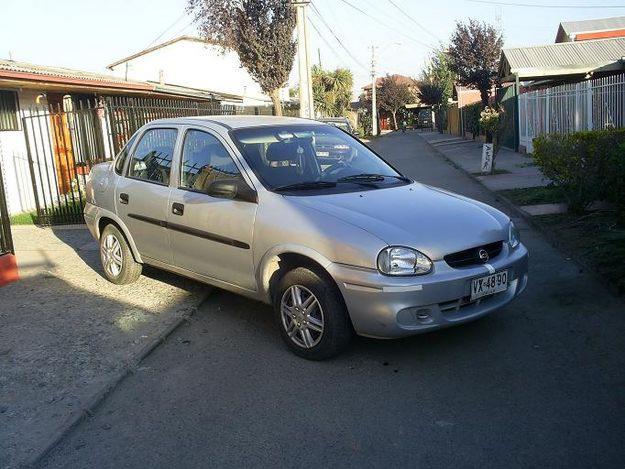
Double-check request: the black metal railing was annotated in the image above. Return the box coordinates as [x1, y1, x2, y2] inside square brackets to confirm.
[20, 96, 298, 225]
[0, 160, 14, 255]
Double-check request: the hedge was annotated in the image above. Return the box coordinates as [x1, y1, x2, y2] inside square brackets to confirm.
[533, 129, 625, 220]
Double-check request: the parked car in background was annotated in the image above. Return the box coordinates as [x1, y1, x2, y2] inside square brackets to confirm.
[318, 117, 356, 135]
[85, 116, 528, 360]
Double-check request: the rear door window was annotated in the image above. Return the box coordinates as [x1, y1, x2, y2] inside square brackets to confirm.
[128, 128, 178, 185]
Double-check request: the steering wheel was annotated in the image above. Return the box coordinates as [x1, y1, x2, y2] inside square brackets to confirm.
[323, 160, 350, 177]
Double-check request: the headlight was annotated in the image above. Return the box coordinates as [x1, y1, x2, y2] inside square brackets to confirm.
[509, 222, 520, 248]
[377, 246, 432, 276]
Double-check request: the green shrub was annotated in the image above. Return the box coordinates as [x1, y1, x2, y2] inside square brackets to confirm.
[533, 130, 625, 214]
[607, 141, 625, 225]
[462, 102, 483, 137]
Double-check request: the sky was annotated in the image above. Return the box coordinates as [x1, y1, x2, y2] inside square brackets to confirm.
[2, 0, 625, 96]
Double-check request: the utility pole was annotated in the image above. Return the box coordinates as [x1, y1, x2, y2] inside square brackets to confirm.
[292, 0, 315, 119]
[370, 45, 378, 136]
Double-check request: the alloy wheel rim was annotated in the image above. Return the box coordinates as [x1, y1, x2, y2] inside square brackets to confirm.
[280, 285, 324, 349]
[101, 234, 123, 278]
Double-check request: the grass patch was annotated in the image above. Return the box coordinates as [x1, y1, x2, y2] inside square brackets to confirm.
[534, 211, 625, 295]
[515, 161, 536, 168]
[9, 199, 85, 226]
[471, 168, 511, 176]
[10, 211, 36, 225]
[497, 186, 565, 206]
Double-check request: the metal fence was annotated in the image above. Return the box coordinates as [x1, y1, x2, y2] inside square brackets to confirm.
[0, 159, 14, 255]
[519, 72, 625, 152]
[21, 96, 291, 225]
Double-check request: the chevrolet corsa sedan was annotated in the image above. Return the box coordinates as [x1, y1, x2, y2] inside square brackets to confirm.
[84, 116, 528, 360]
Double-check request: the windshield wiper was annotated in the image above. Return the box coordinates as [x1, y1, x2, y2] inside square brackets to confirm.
[274, 181, 337, 192]
[337, 173, 411, 183]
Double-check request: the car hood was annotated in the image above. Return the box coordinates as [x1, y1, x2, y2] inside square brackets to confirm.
[288, 183, 508, 260]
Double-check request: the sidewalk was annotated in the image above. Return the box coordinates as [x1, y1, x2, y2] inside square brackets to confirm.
[0, 226, 207, 468]
[419, 132, 548, 191]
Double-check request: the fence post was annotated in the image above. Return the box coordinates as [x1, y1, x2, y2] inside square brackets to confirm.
[574, 82, 581, 131]
[545, 88, 550, 135]
[586, 80, 593, 130]
[20, 113, 42, 218]
[0, 156, 15, 255]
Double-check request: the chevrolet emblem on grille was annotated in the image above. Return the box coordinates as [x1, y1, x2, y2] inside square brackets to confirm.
[478, 248, 489, 263]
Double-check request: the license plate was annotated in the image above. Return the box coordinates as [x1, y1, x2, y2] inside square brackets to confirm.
[316, 151, 330, 157]
[470, 270, 508, 300]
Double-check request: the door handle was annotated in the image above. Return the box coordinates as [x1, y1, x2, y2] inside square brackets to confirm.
[119, 193, 129, 204]
[172, 202, 184, 216]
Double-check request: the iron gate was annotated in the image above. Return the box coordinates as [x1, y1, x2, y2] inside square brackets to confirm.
[21, 97, 230, 225]
[0, 159, 14, 255]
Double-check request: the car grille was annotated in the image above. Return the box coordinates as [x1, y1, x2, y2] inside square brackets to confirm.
[444, 241, 504, 268]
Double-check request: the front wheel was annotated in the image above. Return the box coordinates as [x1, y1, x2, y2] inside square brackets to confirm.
[274, 267, 353, 360]
[99, 224, 142, 285]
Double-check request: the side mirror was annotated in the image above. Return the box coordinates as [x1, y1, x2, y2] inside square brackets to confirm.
[207, 179, 257, 203]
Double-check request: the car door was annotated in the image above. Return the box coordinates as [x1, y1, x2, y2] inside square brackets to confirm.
[115, 127, 178, 264]
[168, 128, 258, 290]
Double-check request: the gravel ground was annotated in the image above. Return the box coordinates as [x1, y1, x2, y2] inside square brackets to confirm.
[0, 226, 207, 468]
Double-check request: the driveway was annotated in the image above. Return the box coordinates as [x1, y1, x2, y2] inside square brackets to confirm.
[39, 131, 625, 468]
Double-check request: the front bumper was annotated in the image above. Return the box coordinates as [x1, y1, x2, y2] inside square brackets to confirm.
[328, 243, 528, 338]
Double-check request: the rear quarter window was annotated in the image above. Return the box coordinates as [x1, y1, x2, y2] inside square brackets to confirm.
[114, 134, 138, 175]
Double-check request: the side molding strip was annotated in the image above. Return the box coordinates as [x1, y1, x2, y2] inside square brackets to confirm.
[127, 213, 250, 250]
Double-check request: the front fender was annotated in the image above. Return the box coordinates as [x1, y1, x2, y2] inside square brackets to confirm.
[256, 244, 334, 303]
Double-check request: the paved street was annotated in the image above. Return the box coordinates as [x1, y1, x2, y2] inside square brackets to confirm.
[39, 132, 625, 468]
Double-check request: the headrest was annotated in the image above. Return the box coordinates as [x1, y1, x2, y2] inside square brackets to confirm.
[266, 141, 304, 162]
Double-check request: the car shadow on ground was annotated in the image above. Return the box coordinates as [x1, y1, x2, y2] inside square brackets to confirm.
[49, 226, 202, 293]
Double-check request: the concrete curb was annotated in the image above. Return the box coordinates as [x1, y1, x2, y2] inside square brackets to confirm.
[420, 133, 624, 298]
[27, 294, 209, 467]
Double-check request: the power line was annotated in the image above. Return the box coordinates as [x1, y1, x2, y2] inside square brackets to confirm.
[386, 0, 440, 42]
[307, 16, 347, 66]
[468, 0, 625, 8]
[146, 12, 188, 48]
[335, 0, 435, 49]
[309, 3, 369, 71]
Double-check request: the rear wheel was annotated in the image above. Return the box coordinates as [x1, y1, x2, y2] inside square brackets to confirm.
[99, 224, 142, 285]
[274, 267, 352, 360]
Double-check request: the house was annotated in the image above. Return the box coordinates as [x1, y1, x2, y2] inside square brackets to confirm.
[499, 37, 625, 84]
[556, 16, 625, 43]
[361, 74, 420, 130]
[0, 59, 221, 217]
[444, 85, 483, 136]
[498, 17, 625, 152]
[107, 36, 289, 107]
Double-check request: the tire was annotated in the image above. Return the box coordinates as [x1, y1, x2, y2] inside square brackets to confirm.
[273, 267, 353, 360]
[99, 224, 142, 285]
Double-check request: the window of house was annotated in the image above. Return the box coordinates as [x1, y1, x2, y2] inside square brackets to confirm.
[114, 134, 138, 175]
[0, 90, 19, 131]
[128, 128, 178, 185]
[180, 129, 243, 193]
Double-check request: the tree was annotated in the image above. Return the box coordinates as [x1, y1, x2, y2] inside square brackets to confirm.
[188, 0, 296, 115]
[418, 48, 455, 132]
[378, 75, 415, 130]
[312, 66, 354, 117]
[447, 19, 503, 106]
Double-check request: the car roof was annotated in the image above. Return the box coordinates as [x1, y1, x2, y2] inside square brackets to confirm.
[147, 115, 321, 130]
[319, 117, 349, 122]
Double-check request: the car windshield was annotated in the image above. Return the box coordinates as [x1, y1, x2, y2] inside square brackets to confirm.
[325, 121, 350, 132]
[230, 124, 407, 193]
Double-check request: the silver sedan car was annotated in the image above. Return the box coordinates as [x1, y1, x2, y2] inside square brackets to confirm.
[84, 116, 528, 360]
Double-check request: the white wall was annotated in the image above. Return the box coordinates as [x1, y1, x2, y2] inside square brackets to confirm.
[0, 89, 49, 216]
[109, 39, 289, 106]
